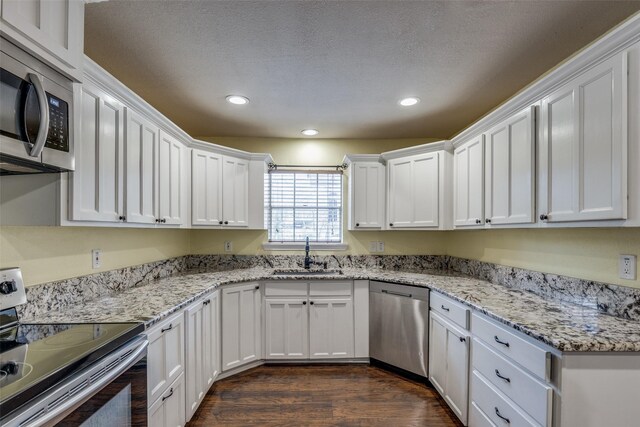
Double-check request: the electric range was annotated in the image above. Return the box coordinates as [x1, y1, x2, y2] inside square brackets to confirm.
[0, 268, 148, 426]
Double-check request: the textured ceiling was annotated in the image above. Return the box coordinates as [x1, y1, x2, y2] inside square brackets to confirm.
[84, 1, 640, 139]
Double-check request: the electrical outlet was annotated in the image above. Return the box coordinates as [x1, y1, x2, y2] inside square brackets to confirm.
[619, 254, 637, 280]
[224, 241, 233, 252]
[92, 249, 102, 269]
[369, 241, 378, 252]
[377, 241, 385, 253]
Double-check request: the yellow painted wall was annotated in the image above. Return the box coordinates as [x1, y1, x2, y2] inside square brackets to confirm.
[0, 227, 190, 287]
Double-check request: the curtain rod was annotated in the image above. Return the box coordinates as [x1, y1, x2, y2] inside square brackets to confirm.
[268, 163, 348, 171]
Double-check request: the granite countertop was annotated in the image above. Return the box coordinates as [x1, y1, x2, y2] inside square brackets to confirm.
[20, 267, 640, 353]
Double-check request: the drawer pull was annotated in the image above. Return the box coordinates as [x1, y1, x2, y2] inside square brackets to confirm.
[441, 304, 450, 312]
[494, 407, 510, 424]
[459, 336, 466, 343]
[494, 335, 510, 347]
[162, 388, 174, 402]
[161, 324, 173, 333]
[203, 299, 211, 306]
[495, 369, 511, 383]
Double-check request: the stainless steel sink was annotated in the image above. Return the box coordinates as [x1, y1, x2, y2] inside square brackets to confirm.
[271, 269, 343, 276]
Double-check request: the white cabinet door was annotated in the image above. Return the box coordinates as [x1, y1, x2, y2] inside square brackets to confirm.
[388, 153, 440, 228]
[158, 131, 183, 225]
[185, 291, 220, 421]
[429, 311, 469, 425]
[125, 109, 158, 224]
[265, 298, 309, 359]
[484, 106, 535, 225]
[148, 372, 186, 427]
[147, 312, 185, 406]
[540, 51, 628, 222]
[350, 162, 385, 229]
[1, 0, 84, 80]
[309, 298, 354, 359]
[191, 150, 223, 225]
[454, 135, 485, 227]
[222, 156, 249, 227]
[69, 82, 124, 222]
[222, 283, 261, 371]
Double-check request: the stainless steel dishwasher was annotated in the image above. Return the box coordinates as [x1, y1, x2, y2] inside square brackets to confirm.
[369, 281, 429, 377]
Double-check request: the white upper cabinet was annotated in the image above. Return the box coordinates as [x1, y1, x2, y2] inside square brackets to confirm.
[454, 135, 485, 227]
[387, 152, 441, 228]
[191, 151, 248, 227]
[346, 158, 385, 230]
[69, 81, 125, 222]
[1, 0, 84, 81]
[158, 131, 183, 225]
[484, 106, 536, 225]
[539, 50, 628, 223]
[125, 109, 159, 225]
[222, 156, 249, 227]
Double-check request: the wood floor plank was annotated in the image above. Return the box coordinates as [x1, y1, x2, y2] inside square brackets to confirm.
[187, 365, 464, 427]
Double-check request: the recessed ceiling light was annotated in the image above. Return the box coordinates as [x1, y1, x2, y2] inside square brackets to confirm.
[399, 97, 420, 107]
[301, 129, 319, 136]
[226, 95, 249, 105]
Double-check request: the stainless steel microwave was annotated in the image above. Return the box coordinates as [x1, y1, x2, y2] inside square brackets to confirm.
[0, 38, 74, 175]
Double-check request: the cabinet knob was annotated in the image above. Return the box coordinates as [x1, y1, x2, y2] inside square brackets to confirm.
[119, 215, 126, 221]
[355, 223, 360, 227]
[161, 218, 167, 223]
[303, 301, 307, 305]
[309, 301, 314, 305]
[485, 218, 491, 224]
[224, 221, 229, 225]
[540, 214, 548, 221]
[255, 286, 260, 290]
[459, 336, 466, 343]
[219, 221, 223, 225]
[389, 223, 393, 227]
[155, 218, 160, 223]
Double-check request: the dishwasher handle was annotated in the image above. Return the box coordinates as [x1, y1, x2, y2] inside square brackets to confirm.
[381, 289, 412, 298]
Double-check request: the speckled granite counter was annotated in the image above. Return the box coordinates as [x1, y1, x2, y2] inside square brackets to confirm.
[20, 266, 640, 353]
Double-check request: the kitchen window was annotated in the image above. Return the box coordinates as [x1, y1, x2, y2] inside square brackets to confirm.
[264, 170, 344, 249]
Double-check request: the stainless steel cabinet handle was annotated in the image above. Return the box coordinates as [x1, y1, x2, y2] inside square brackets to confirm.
[381, 289, 412, 298]
[162, 387, 174, 402]
[494, 335, 510, 347]
[441, 305, 450, 312]
[495, 407, 510, 424]
[26, 73, 50, 157]
[161, 324, 173, 333]
[495, 369, 511, 383]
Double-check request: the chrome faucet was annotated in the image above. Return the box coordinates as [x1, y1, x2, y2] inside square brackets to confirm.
[304, 236, 314, 269]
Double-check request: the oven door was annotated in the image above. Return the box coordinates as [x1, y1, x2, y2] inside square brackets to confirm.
[3, 337, 148, 427]
[0, 41, 74, 172]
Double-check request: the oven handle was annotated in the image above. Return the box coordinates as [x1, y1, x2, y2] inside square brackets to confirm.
[26, 337, 148, 427]
[26, 73, 50, 158]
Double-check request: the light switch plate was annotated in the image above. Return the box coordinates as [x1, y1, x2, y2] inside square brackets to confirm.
[619, 254, 637, 280]
[377, 241, 385, 252]
[92, 249, 102, 269]
[224, 241, 233, 252]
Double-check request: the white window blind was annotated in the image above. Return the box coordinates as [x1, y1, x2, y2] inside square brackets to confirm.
[265, 171, 342, 243]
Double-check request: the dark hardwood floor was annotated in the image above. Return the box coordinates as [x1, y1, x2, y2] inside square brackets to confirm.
[187, 364, 464, 426]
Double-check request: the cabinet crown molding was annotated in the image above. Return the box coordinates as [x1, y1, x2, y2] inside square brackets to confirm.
[451, 12, 640, 149]
[381, 140, 452, 161]
[342, 154, 384, 165]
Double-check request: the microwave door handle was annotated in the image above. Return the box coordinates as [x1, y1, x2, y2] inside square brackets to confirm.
[26, 73, 49, 158]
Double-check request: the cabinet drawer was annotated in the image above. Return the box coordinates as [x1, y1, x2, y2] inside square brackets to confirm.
[430, 292, 470, 329]
[309, 281, 352, 296]
[472, 371, 541, 427]
[148, 371, 186, 427]
[146, 311, 185, 407]
[473, 338, 552, 426]
[265, 282, 308, 296]
[470, 402, 497, 427]
[472, 313, 550, 381]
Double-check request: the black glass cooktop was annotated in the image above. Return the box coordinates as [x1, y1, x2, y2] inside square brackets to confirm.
[0, 322, 144, 418]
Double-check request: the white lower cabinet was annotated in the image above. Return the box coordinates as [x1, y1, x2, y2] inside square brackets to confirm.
[148, 372, 186, 427]
[221, 282, 262, 371]
[146, 311, 185, 407]
[429, 310, 470, 425]
[265, 298, 309, 359]
[309, 298, 354, 358]
[185, 290, 221, 421]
